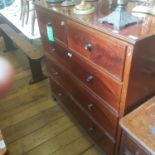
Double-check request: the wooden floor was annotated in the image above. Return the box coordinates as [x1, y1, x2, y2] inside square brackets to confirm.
[0, 37, 102, 155]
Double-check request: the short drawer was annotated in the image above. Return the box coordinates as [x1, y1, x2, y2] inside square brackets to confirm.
[67, 20, 127, 80]
[49, 77, 115, 155]
[46, 57, 118, 138]
[121, 133, 149, 155]
[45, 42, 122, 112]
[36, 8, 67, 45]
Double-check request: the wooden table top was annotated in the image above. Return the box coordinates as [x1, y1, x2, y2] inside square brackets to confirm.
[34, 0, 155, 44]
[120, 96, 155, 155]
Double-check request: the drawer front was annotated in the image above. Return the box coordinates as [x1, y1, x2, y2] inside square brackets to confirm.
[36, 8, 67, 45]
[67, 20, 127, 80]
[46, 57, 118, 138]
[49, 77, 115, 155]
[45, 42, 122, 112]
[122, 134, 149, 155]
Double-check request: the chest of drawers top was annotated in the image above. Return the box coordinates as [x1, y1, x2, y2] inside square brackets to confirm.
[35, 0, 155, 44]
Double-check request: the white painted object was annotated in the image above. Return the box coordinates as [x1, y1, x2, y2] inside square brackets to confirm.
[0, 0, 40, 39]
[0, 140, 6, 149]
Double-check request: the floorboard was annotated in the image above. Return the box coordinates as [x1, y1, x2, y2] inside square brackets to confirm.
[0, 37, 102, 155]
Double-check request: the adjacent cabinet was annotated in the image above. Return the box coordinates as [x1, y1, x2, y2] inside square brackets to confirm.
[35, 1, 155, 154]
[120, 96, 155, 155]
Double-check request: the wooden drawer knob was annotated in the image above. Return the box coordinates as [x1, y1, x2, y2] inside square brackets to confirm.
[86, 75, 93, 82]
[84, 43, 92, 52]
[87, 103, 94, 111]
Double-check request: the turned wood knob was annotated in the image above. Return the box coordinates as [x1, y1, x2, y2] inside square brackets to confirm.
[84, 43, 92, 52]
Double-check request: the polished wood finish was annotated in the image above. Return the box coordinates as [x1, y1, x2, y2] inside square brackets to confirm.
[125, 37, 155, 113]
[36, 8, 67, 45]
[120, 96, 155, 155]
[50, 77, 115, 155]
[68, 21, 127, 80]
[35, 1, 155, 154]
[46, 57, 118, 138]
[44, 42, 122, 111]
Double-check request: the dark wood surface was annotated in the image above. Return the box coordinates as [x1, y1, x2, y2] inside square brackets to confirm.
[49, 77, 115, 155]
[46, 57, 118, 139]
[120, 132, 149, 155]
[67, 20, 127, 80]
[120, 96, 155, 155]
[35, 0, 155, 44]
[35, 1, 155, 154]
[45, 42, 122, 112]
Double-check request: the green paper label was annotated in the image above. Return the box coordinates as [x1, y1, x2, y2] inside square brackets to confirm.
[47, 24, 54, 42]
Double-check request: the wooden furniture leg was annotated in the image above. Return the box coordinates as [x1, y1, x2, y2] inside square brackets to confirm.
[28, 57, 47, 84]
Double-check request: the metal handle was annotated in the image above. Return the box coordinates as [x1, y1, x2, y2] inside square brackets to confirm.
[84, 43, 92, 52]
[87, 103, 94, 111]
[66, 52, 72, 58]
[60, 21, 65, 26]
[86, 75, 93, 82]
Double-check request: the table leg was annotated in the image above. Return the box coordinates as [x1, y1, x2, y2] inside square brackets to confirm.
[27, 57, 47, 84]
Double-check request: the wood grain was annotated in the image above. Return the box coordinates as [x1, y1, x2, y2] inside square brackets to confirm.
[0, 38, 100, 155]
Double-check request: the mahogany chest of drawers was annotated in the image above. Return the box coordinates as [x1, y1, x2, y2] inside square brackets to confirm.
[35, 1, 155, 154]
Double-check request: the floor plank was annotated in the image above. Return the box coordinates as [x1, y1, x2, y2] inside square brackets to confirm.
[1, 98, 54, 128]
[0, 37, 101, 155]
[24, 126, 84, 155]
[3, 106, 65, 144]
[8, 116, 74, 155]
[51, 136, 94, 155]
